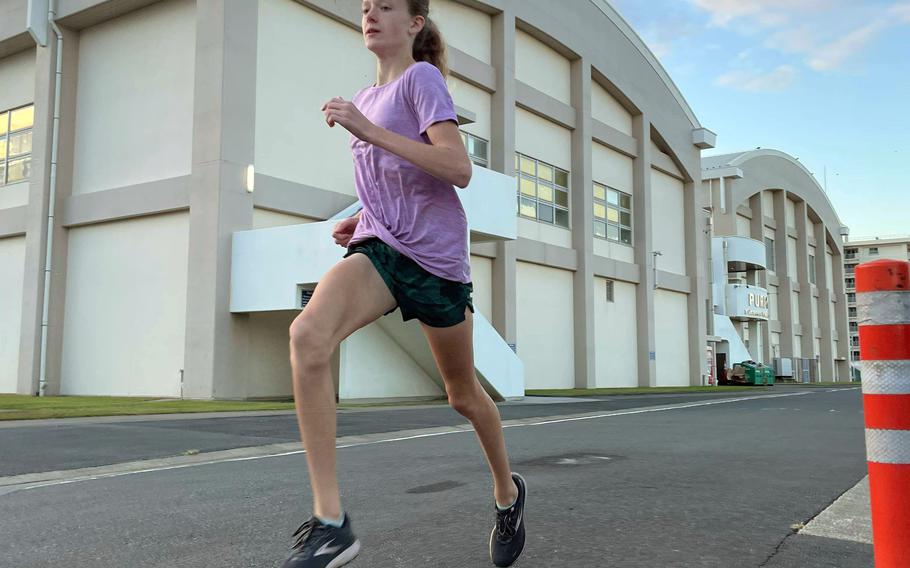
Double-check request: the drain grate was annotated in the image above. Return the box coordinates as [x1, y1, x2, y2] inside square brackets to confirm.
[518, 453, 621, 467]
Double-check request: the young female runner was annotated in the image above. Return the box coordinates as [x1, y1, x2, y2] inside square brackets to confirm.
[280, 1, 526, 567]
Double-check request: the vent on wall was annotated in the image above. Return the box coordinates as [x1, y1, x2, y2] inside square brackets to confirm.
[299, 284, 317, 308]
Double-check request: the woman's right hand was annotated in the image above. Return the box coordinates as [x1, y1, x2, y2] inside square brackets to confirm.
[332, 215, 359, 248]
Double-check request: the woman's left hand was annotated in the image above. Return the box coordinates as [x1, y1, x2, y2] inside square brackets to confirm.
[322, 97, 376, 142]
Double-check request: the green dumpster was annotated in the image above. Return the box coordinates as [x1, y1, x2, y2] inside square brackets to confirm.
[741, 362, 759, 385]
[763, 366, 775, 386]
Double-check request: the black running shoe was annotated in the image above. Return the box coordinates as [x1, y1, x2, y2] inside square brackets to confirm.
[280, 515, 361, 568]
[490, 473, 527, 567]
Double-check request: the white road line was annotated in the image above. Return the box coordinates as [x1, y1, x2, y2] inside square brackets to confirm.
[3, 389, 848, 495]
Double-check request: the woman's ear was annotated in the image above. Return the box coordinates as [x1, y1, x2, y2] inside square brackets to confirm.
[409, 15, 425, 38]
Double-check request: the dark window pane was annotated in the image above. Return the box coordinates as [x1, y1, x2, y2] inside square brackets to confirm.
[621, 228, 632, 244]
[473, 137, 488, 161]
[555, 208, 569, 228]
[620, 211, 631, 227]
[620, 194, 631, 209]
[538, 203, 554, 224]
[555, 169, 569, 188]
[555, 189, 569, 207]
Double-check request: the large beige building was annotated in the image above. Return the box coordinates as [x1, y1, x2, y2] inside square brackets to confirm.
[843, 236, 910, 378]
[3, 0, 846, 401]
[703, 151, 851, 383]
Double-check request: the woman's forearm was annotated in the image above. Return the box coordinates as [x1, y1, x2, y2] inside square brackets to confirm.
[365, 126, 472, 188]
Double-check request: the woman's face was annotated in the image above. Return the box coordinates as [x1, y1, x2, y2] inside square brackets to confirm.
[361, 0, 423, 56]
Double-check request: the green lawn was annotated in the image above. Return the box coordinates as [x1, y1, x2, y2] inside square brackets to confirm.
[524, 386, 761, 397]
[0, 394, 296, 421]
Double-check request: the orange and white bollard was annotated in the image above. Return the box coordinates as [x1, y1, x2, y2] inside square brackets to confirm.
[856, 259, 910, 568]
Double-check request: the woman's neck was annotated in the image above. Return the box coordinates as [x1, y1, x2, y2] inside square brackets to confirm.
[376, 52, 417, 86]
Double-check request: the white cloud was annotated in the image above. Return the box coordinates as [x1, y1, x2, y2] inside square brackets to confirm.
[690, 0, 829, 28]
[890, 2, 910, 22]
[714, 65, 797, 92]
[808, 21, 889, 71]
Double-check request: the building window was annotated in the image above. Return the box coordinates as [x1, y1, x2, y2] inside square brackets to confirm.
[847, 292, 856, 303]
[808, 255, 817, 284]
[852, 350, 861, 361]
[460, 131, 488, 168]
[846, 277, 855, 289]
[605, 279, 614, 302]
[850, 321, 858, 332]
[845, 264, 855, 275]
[869, 247, 879, 256]
[845, 248, 857, 260]
[851, 336, 860, 347]
[515, 152, 569, 228]
[593, 182, 632, 244]
[849, 307, 857, 318]
[1, 104, 34, 186]
[765, 238, 776, 272]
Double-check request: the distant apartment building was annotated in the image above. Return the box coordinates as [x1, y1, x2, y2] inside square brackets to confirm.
[843, 236, 910, 379]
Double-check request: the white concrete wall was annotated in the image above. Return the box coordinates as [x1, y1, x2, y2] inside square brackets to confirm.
[515, 108, 571, 170]
[470, 254, 493, 322]
[339, 323, 444, 400]
[516, 262, 574, 389]
[651, 170, 686, 275]
[594, 237, 634, 263]
[432, 0, 491, 64]
[591, 81, 632, 135]
[762, 191, 774, 214]
[791, 291, 800, 325]
[826, 251, 834, 290]
[0, 49, 36, 209]
[517, 217, 572, 248]
[787, 236, 798, 276]
[256, 0, 374, 196]
[654, 290, 690, 386]
[61, 212, 189, 396]
[0, 236, 26, 393]
[736, 215, 751, 237]
[246, 310, 296, 398]
[785, 198, 796, 228]
[515, 30, 570, 105]
[72, 0, 196, 195]
[593, 143, 633, 193]
[252, 208, 315, 229]
[594, 278, 637, 387]
[448, 78, 491, 141]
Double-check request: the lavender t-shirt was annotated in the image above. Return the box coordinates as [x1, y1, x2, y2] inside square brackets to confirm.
[348, 62, 470, 284]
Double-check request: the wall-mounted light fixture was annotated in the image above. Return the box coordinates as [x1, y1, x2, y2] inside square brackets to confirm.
[245, 164, 255, 193]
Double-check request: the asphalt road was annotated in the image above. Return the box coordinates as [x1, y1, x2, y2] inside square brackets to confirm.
[0, 387, 870, 567]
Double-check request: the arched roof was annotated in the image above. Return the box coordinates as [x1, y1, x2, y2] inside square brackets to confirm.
[704, 149, 848, 253]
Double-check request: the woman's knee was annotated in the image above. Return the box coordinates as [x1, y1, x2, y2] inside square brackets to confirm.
[289, 318, 334, 371]
[447, 384, 484, 419]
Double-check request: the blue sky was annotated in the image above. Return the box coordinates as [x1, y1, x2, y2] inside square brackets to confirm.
[610, 0, 910, 238]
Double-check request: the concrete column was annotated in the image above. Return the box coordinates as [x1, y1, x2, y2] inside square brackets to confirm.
[772, 190, 795, 358]
[182, 0, 258, 399]
[490, 7, 517, 347]
[750, 192, 772, 364]
[814, 223, 834, 381]
[794, 201, 815, 362]
[831, 250, 851, 381]
[684, 179, 709, 385]
[632, 115, 656, 386]
[18, 27, 79, 395]
[570, 58, 595, 388]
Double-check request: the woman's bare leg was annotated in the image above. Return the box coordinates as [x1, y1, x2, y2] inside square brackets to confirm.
[289, 254, 397, 519]
[420, 309, 518, 507]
